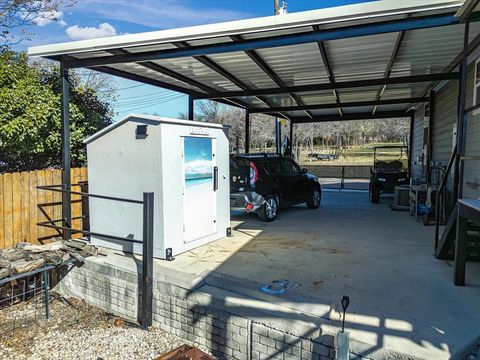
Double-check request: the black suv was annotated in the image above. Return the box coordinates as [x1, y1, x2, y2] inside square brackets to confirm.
[230, 154, 321, 221]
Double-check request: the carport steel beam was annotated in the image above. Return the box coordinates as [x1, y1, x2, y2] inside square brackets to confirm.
[63, 13, 463, 68]
[250, 97, 428, 113]
[195, 73, 459, 100]
[291, 110, 408, 123]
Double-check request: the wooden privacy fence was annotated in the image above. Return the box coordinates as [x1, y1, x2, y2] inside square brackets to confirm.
[0, 168, 87, 249]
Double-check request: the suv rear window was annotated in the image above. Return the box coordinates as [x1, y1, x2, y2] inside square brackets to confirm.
[259, 159, 283, 175]
[230, 158, 250, 174]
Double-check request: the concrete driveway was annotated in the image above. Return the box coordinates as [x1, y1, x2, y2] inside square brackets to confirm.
[157, 190, 480, 359]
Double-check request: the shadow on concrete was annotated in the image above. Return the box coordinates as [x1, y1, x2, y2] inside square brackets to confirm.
[174, 190, 480, 359]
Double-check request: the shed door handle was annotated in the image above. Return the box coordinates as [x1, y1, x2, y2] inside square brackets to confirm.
[213, 166, 218, 191]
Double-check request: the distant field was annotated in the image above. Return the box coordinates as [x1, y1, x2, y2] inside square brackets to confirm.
[247, 142, 407, 166]
[298, 143, 407, 166]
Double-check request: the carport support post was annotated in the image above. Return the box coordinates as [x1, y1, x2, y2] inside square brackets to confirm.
[141, 192, 154, 328]
[289, 121, 294, 158]
[427, 90, 435, 183]
[275, 117, 281, 154]
[188, 94, 194, 120]
[245, 110, 250, 153]
[408, 112, 414, 179]
[60, 62, 72, 240]
[456, 20, 470, 200]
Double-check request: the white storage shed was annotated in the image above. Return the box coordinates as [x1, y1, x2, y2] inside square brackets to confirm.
[84, 114, 231, 259]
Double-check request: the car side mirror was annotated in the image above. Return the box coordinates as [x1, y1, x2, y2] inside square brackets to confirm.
[302, 168, 308, 174]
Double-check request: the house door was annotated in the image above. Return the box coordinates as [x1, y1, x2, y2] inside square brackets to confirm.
[182, 136, 217, 243]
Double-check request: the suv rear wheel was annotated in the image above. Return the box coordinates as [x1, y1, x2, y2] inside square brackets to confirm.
[370, 184, 380, 204]
[258, 195, 278, 222]
[306, 187, 321, 209]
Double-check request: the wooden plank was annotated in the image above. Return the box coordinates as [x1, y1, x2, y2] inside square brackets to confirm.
[21, 171, 30, 244]
[29, 171, 38, 244]
[12, 172, 22, 246]
[0, 174, 4, 249]
[3, 173, 13, 249]
[71, 168, 80, 238]
[52, 169, 62, 239]
[36, 170, 47, 243]
[45, 169, 56, 240]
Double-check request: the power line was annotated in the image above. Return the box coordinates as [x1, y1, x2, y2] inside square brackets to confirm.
[114, 91, 179, 106]
[98, 83, 147, 93]
[115, 94, 185, 112]
[115, 93, 185, 108]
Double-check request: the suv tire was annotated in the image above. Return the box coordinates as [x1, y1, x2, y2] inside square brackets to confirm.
[306, 187, 321, 209]
[258, 195, 278, 222]
[370, 184, 380, 204]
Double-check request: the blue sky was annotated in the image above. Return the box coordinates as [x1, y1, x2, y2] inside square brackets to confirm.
[18, 0, 373, 121]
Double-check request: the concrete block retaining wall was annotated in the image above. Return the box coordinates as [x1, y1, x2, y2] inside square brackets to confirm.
[56, 258, 340, 360]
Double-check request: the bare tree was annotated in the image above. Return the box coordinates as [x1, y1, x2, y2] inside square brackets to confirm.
[0, 0, 72, 47]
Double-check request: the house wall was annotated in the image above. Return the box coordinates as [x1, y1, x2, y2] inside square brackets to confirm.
[429, 50, 480, 199]
[411, 104, 426, 180]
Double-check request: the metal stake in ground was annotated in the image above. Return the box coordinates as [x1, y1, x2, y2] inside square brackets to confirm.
[341, 295, 349, 333]
[337, 295, 350, 360]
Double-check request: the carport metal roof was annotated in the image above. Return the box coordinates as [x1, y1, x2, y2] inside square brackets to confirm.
[28, 0, 480, 123]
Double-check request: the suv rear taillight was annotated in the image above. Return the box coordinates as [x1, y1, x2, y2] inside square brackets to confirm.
[249, 162, 259, 187]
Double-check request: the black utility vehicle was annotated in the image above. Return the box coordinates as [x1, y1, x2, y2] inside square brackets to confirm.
[230, 154, 321, 221]
[369, 145, 409, 203]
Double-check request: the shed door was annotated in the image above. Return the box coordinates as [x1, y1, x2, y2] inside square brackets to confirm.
[182, 136, 217, 243]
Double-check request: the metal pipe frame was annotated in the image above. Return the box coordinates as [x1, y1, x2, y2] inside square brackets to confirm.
[250, 97, 428, 113]
[60, 62, 72, 240]
[64, 13, 462, 69]
[196, 73, 459, 100]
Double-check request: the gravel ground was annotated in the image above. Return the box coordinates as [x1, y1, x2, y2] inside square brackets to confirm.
[0, 293, 209, 360]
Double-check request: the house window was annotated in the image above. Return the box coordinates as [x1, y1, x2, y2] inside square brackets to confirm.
[474, 59, 480, 109]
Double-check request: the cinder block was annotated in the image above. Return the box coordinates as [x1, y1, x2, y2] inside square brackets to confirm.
[232, 333, 248, 345]
[253, 324, 269, 337]
[267, 328, 283, 341]
[252, 342, 268, 354]
[231, 316, 248, 329]
[259, 336, 275, 348]
[275, 340, 288, 351]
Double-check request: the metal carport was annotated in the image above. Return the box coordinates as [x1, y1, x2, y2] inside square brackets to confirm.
[28, 0, 479, 255]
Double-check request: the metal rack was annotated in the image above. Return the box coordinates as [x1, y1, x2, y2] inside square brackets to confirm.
[36, 184, 154, 329]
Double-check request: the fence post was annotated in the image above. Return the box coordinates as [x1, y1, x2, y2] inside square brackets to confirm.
[43, 270, 50, 320]
[141, 192, 154, 329]
[79, 181, 90, 233]
[341, 166, 345, 190]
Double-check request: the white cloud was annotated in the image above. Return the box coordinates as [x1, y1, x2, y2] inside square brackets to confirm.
[65, 22, 117, 41]
[33, 9, 66, 27]
[69, 0, 252, 29]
